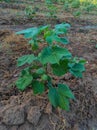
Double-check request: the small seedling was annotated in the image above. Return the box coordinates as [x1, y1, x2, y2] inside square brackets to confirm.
[73, 11, 81, 17]
[45, 0, 57, 18]
[25, 6, 38, 19]
[15, 23, 86, 110]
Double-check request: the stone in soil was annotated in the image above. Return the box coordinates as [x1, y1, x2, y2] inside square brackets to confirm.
[0, 105, 25, 125]
[36, 114, 53, 130]
[18, 121, 35, 130]
[27, 106, 41, 126]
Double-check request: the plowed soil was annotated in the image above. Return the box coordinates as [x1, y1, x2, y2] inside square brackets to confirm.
[0, 1, 97, 130]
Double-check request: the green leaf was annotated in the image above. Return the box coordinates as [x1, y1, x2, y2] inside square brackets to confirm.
[69, 69, 83, 78]
[31, 43, 38, 50]
[73, 11, 81, 17]
[20, 67, 30, 76]
[24, 28, 39, 38]
[32, 81, 45, 94]
[16, 27, 39, 39]
[58, 84, 75, 99]
[44, 31, 55, 44]
[56, 37, 69, 44]
[79, 58, 86, 64]
[32, 73, 39, 79]
[55, 23, 71, 34]
[68, 62, 85, 78]
[45, 34, 55, 44]
[68, 63, 85, 78]
[36, 68, 45, 75]
[70, 57, 86, 65]
[44, 30, 53, 39]
[16, 27, 37, 35]
[38, 46, 72, 64]
[29, 40, 39, 50]
[51, 59, 69, 76]
[58, 95, 70, 111]
[45, 33, 69, 45]
[17, 54, 37, 67]
[44, 30, 69, 45]
[63, 23, 71, 29]
[41, 74, 48, 81]
[48, 84, 72, 110]
[39, 25, 50, 33]
[68, 63, 85, 71]
[45, 0, 52, 4]
[16, 70, 33, 91]
[48, 87, 59, 107]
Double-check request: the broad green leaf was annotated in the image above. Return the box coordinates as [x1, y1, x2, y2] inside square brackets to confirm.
[32, 81, 45, 94]
[44, 31, 55, 44]
[46, 34, 55, 44]
[32, 73, 39, 79]
[56, 37, 69, 44]
[45, 33, 69, 45]
[68, 62, 85, 78]
[24, 28, 39, 38]
[45, 0, 52, 4]
[20, 67, 30, 76]
[70, 57, 86, 64]
[48, 85, 72, 110]
[16, 70, 33, 91]
[68, 63, 85, 71]
[36, 68, 45, 75]
[51, 59, 69, 76]
[58, 84, 75, 99]
[16, 27, 39, 39]
[55, 23, 71, 34]
[44, 30, 54, 39]
[39, 25, 50, 33]
[41, 74, 48, 81]
[55, 30, 66, 35]
[16, 27, 38, 35]
[48, 87, 59, 107]
[63, 23, 71, 29]
[55, 23, 71, 30]
[69, 69, 83, 78]
[38, 46, 72, 64]
[58, 95, 70, 111]
[17, 54, 37, 67]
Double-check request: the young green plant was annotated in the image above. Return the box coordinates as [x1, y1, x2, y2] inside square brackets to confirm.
[15, 23, 86, 110]
[45, 0, 57, 18]
[25, 5, 39, 19]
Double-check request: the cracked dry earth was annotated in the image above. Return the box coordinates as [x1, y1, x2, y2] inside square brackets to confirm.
[0, 1, 97, 130]
[0, 28, 97, 130]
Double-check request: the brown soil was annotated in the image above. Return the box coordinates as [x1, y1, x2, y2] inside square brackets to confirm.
[0, 1, 97, 130]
